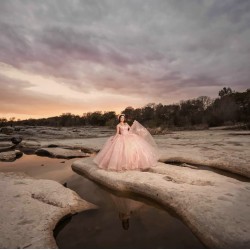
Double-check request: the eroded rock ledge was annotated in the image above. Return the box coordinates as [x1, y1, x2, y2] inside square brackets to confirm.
[0, 172, 97, 248]
[35, 147, 89, 159]
[72, 157, 250, 249]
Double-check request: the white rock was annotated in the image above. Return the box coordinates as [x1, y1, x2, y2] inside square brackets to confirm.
[157, 130, 250, 178]
[0, 172, 97, 248]
[72, 157, 250, 248]
[27, 129, 250, 178]
[35, 147, 88, 159]
[0, 141, 15, 152]
[20, 140, 41, 148]
[0, 141, 14, 147]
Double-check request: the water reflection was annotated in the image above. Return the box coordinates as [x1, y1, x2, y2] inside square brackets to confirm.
[55, 173, 206, 248]
[0, 153, 78, 183]
[109, 194, 144, 230]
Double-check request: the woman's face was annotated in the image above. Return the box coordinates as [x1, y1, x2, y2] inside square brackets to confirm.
[120, 116, 125, 122]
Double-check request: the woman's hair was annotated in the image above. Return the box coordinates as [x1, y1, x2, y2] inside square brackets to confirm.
[118, 114, 125, 122]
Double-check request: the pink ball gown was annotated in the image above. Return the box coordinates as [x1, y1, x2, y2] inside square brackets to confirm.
[93, 120, 160, 171]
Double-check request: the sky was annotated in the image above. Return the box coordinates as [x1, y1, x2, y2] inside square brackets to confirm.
[0, 0, 249, 120]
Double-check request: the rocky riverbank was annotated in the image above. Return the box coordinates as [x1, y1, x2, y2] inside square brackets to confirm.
[0, 125, 249, 248]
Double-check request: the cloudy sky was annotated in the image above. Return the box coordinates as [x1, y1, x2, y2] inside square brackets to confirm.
[0, 0, 249, 119]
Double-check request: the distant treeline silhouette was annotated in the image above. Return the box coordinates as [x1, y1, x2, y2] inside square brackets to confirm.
[1, 87, 250, 129]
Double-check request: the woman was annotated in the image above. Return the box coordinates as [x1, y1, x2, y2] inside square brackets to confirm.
[93, 114, 159, 172]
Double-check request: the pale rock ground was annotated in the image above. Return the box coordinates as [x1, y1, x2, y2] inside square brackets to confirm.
[36, 129, 250, 178]
[21, 139, 41, 148]
[72, 157, 250, 248]
[35, 147, 89, 158]
[156, 130, 250, 178]
[5, 126, 114, 139]
[3, 126, 249, 178]
[0, 141, 15, 149]
[0, 172, 97, 248]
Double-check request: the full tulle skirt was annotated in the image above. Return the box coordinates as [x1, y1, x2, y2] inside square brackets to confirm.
[93, 132, 159, 172]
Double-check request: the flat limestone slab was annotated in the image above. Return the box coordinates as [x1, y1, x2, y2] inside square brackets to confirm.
[0, 172, 97, 248]
[39, 137, 106, 151]
[35, 147, 88, 159]
[156, 130, 250, 178]
[72, 157, 250, 248]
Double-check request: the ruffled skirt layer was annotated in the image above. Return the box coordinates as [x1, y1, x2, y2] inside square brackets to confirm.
[93, 133, 159, 171]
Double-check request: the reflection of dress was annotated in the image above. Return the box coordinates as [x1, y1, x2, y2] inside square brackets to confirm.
[109, 194, 144, 230]
[109, 194, 144, 218]
[93, 120, 159, 171]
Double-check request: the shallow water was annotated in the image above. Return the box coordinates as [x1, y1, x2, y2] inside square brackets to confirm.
[0, 153, 76, 183]
[54, 173, 206, 249]
[0, 153, 206, 248]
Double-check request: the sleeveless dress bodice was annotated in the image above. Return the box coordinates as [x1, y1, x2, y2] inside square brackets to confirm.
[119, 124, 130, 135]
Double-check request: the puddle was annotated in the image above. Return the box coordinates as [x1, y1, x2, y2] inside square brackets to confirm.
[54, 174, 206, 249]
[0, 153, 206, 248]
[0, 153, 77, 183]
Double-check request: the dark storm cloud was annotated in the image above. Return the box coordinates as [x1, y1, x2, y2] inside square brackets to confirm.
[0, 0, 249, 100]
[206, 0, 250, 24]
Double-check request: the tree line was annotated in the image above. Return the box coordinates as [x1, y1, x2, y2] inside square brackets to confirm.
[1, 87, 249, 129]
